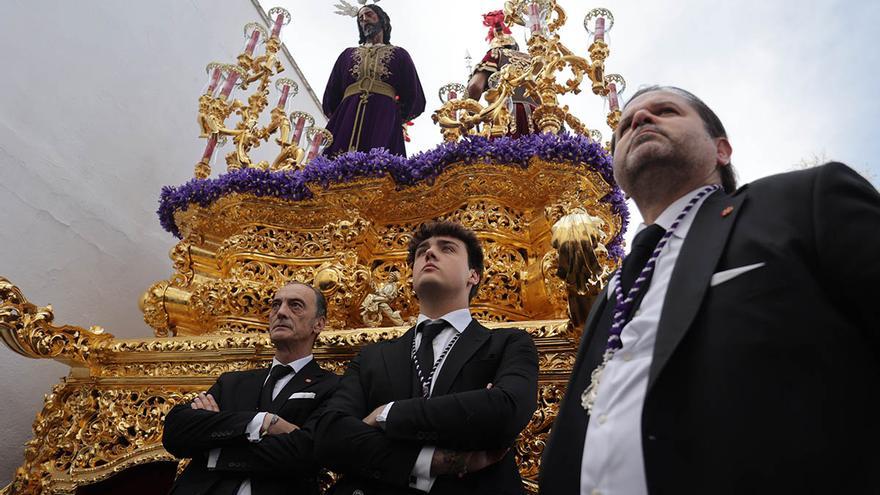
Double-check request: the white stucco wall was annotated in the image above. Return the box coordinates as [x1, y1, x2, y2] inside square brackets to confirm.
[0, 0, 323, 485]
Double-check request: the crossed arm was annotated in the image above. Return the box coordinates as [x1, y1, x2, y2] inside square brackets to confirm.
[162, 379, 258, 457]
[314, 353, 423, 487]
[315, 331, 538, 483]
[384, 330, 539, 451]
[161, 375, 326, 476]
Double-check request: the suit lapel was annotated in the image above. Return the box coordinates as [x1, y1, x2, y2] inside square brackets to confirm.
[580, 283, 609, 348]
[648, 190, 747, 391]
[431, 319, 490, 397]
[270, 359, 320, 409]
[243, 367, 270, 410]
[381, 326, 418, 400]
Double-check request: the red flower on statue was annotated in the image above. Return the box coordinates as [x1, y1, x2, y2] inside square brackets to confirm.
[482, 10, 512, 41]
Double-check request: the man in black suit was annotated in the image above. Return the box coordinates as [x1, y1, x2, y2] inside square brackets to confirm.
[540, 85, 880, 494]
[315, 221, 539, 494]
[163, 282, 339, 495]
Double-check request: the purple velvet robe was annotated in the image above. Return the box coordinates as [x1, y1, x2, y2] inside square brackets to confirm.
[322, 45, 426, 157]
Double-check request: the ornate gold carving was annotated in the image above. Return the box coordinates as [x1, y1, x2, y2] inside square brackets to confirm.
[360, 271, 407, 327]
[195, 14, 329, 178]
[538, 351, 577, 372]
[189, 279, 274, 323]
[95, 360, 258, 378]
[2, 148, 620, 494]
[168, 241, 197, 288]
[0, 277, 111, 365]
[541, 250, 568, 315]
[1, 4, 629, 492]
[315, 252, 372, 329]
[3, 277, 580, 492]
[148, 160, 620, 337]
[7, 383, 185, 494]
[552, 208, 608, 294]
[442, 200, 527, 240]
[433, 0, 623, 141]
[140, 281, 172, 337]
[516, 383, 565, 493]
[475, 241, 527, 314]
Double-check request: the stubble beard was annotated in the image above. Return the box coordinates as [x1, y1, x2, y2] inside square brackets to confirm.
[616, 135, 707, 208]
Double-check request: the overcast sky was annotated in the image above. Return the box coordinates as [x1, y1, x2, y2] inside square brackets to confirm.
[276, 0, 878, 235]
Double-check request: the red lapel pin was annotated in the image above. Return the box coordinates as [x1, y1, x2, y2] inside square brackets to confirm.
[721, 206, 734, 217]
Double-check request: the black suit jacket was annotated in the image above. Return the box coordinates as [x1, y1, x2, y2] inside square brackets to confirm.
[315, 319, 539, 495]
[163, 359, 339, 495]
[540, 163, 880, 494]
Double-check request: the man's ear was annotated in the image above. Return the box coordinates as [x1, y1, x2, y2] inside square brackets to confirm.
[313, 316, 326, 335]
[715, 137, 732, 166]
[467, 269, 481, 288]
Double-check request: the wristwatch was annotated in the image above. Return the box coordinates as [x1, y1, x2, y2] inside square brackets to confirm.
[260, 413, 279, 437]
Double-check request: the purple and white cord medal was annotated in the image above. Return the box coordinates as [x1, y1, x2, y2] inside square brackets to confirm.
[581, 185, 720, 412]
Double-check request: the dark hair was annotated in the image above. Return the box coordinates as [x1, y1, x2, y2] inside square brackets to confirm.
[282, 282, 327, 318]
[357, 5, 392, 44]
[406, 221, 485, 300]
[611, 85, 738, 193]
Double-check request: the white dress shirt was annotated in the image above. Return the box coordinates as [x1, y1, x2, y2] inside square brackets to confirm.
[580, 187, 715, 495]
[377, 308, 472, 492]
[207, 354, 314, 495]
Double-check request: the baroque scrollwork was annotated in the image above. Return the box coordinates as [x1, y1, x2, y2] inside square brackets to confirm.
[169, 241, 195, 283]
[189, 278, 276, 323]
[8, 384, 186, 494]
[0, 277, 112, 365]
[434, 0, 617, 141]
[218, 216, 370, 262]
[476, 241, 528, 314]
[443, 201, 527, 240]
[140, 280, 172, 337]
[516, 383, 566, 492]
[2, 158, 619, 492]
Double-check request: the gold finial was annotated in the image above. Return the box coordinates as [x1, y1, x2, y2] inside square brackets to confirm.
[433, 1, 626, 141]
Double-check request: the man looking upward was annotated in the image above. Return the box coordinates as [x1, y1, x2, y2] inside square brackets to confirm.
[317, 221, 539, 494]
[539, 86, 880, 494]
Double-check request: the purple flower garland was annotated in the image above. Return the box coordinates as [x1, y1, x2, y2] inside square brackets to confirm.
[157, 132, 629, 259]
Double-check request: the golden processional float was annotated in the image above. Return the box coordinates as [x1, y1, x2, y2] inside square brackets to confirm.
[0, 1, 629, 493]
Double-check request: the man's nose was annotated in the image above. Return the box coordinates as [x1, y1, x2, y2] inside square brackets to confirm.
[277, 302, 292, 317]
[630, 108, 654, 130]
[423, 246, 438, 261]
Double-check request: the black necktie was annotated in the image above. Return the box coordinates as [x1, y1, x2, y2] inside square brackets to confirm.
[619, 224, 666, 295]
[541, 224, 668, 491]
[416, 319, 447, 388]
[259, 364, 293, 411]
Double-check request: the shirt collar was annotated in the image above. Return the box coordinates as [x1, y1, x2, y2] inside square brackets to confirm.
[416, 308, 472, 334]
[636, 186, 719, 240]
[272, 354, 313, 373]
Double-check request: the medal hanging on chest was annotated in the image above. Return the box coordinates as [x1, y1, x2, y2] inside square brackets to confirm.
[581, 185, 719, 413]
